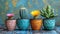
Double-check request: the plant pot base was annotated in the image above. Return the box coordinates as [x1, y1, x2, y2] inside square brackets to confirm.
[32, 29, 40, 31]
[43, 28, 54, 31]
[30, 19, 42, 30]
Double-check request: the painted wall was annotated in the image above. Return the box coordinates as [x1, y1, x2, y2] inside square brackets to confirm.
[0, 0, 60, 27]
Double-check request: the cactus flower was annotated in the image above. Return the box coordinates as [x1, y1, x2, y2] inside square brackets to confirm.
[7, 13, 14, 19]
[31, 10, 40, 18]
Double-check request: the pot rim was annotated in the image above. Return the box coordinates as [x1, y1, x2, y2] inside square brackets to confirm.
[17, 18, 30, 20]
[43, 15, 58, 19]
[43, 18, 55, 20]
[30, 18, 42, 20]
[5, 19, 16, 21]
[6, 19, 16, 20]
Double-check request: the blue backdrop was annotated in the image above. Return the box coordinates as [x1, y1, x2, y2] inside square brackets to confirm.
[0, 0, 60, 27]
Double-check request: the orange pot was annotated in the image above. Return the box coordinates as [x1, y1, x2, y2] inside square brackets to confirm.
[5, 19, 16, 31]
[30, 19, 42, 30]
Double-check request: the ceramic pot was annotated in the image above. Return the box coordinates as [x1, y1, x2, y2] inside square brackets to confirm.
[17, 19, 30, 30]
[30, 19, 43, 30]
[5, 19, 16, 31]
[43, 18, 55, 30]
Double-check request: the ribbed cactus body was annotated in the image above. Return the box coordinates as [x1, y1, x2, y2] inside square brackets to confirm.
[19, 7, 30, 19]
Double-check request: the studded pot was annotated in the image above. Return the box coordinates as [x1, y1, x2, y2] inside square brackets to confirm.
[30, 19, 43, 30]
[17, 19, 30, 30]
[43, 18, 55, 30]
[5, 19, 16, 31]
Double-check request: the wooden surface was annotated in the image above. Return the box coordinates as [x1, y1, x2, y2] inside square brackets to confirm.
[0, 26, 60, 34]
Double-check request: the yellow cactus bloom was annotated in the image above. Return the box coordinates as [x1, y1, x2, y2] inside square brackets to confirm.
[31, 10, 40, 17]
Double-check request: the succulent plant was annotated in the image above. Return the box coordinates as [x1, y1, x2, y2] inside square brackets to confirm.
[41, 5, 57, 19]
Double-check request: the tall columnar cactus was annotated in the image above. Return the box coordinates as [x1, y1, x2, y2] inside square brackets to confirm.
[41, 5, 56, 19]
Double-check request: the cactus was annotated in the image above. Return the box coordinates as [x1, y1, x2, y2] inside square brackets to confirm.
[41, 5, 56, 19]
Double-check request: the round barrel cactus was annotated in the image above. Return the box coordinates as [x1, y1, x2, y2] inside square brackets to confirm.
[19, 7, 30, 19]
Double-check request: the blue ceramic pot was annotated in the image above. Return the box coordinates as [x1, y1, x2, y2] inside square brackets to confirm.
[43, 18, 55, 30]
[17, 19, 30, 30]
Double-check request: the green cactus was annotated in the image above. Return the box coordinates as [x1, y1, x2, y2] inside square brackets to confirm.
[41, 5, 56, 19]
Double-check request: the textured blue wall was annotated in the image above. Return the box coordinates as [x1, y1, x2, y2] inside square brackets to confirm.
[0, 0, 60, 26]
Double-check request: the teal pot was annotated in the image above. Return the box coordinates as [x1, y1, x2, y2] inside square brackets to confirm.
[17, 19, 30, 30]
[43, 18, 55, 30]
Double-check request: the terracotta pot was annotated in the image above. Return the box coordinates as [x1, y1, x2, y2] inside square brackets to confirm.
[5, 19, 16, 31]
[30, 19, 43, 30]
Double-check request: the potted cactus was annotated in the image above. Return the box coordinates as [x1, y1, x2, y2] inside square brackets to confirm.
[30, 10, 43, 30]
[41, 5, 57, 30]
[5, 14, 16, 31]
[17, 7, 30, 30]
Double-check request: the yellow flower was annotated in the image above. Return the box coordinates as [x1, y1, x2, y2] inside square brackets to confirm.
[31, 10, 40, 17]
